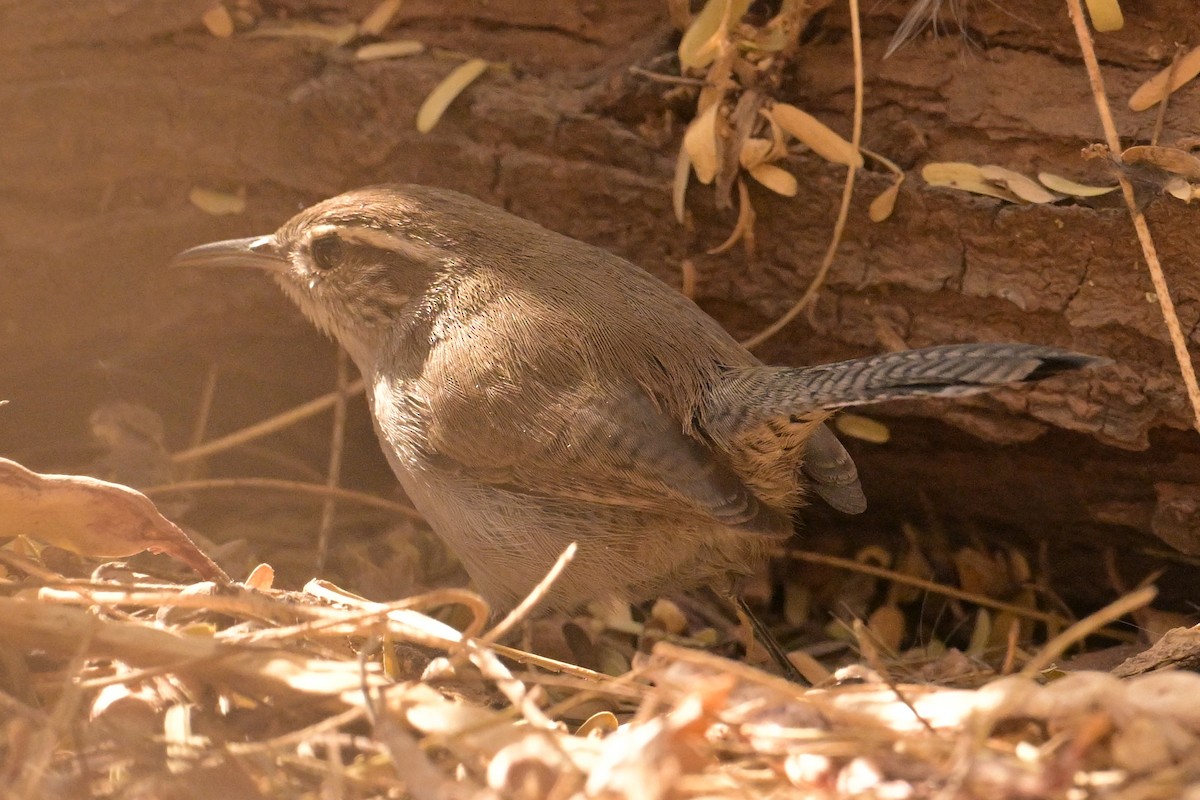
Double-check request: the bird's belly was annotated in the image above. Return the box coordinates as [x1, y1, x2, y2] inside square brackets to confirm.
[398, 470, 771, 612]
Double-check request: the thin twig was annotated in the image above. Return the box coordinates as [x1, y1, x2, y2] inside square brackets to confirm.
[182, 362, 220, 480]
[629, 65, 707, 87]
[1064, 0, 1200, 432]
[481, 543, 576, 646]
[170, 378, 367, 464]
[781, 548, 1130, 642]
[143, 477, 425, 521]
[1150, 44, 1185, 147]
[316, 349, 351, 572]
[740, 0, 863, 350]
[1019, 585, 1157, 677]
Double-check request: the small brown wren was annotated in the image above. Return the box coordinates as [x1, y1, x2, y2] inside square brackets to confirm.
[174, 185, 1103, 611]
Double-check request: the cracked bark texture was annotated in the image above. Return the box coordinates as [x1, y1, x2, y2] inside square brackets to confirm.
[2, 1, 1199, 600]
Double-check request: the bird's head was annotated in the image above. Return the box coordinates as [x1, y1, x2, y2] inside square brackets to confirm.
[172, 185, 478, 363]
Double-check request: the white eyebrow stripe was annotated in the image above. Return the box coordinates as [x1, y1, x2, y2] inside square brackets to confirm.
[306, 224, 445, 261]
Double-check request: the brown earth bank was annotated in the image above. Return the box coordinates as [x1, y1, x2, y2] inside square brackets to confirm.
[2, 0, 1199, 609]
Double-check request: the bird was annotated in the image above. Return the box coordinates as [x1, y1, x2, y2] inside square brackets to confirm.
[173, 184, 1104, 613]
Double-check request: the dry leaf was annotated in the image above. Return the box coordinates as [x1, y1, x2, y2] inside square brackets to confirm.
[359, 0, 402, 36]
[1084, 0, 1123, 32]
[683, 101, 721, 185]
[738, 137, 772, 169]
[867, 179, 902, 222]
[921, 162, 1022, 202]
[1129, 44, 1200, 111]
[706, 178, 755, 254]
[1122, 145, 1200, 180]
[355, 40, 424, 61]
[201, 4, 234, 38]
[576, 711, 619, 738]
[748, 162, 797, 196]
[835, 413, 890, 443]
[1163, 177, 1200, 202]
[1036, 172, 1118, 197]
[769, 103, 863, 168]
[953, 548, 1005, 598]
[677, 0, 750, 70]
[966, 609, 992, 657]
[979, 166, 1061, 204]
[672, 147, 691, 224]
[188, 186, 246, 216]
[245, 563, 275, 590]
[416, 58, 488, 134]
[0, 456, 228, 581]
[247, 21, 358, 46]
[867, 604, 905, 653]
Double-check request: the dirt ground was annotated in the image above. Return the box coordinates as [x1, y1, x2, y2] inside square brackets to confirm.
[3, 0, 1200, 611]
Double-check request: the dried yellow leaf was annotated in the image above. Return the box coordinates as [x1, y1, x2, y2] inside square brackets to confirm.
[672, 147, 691, 224]
[575, 711, 619, 738]
[921, 162, 1021, 202]
[835, 413, 890, 443]
[868, 179, 902, 222]
[1036, 172, 1118, 197]
[683, 101, 721, 185]
[1163, 177, 1199, 202]
[953, 548, 1003, 597]
[1084, 0, 1123, 32]
[979, 165, 1061, 204]
[416, 58, 488, 134]
[1129, 44, 1200, 111]
[188, 186, 246, 216]
[201, 4, 234, 38]
[678, 0, 750, 70]
[739, 137, 772, 169]
[359, 0, 402, 36]
[0, 457, 226, 581]
[247, 21, 358, 46]
[770, 103, 863, 168]
[966, 608, 991, 656]
[245, 563, 275, 590]
[748, 162, 797, 196]
[1122, 145, 1200, 180]
[707, 178, 755, 254]
[867, 604, 905, 653]
[355, 39, 424, 61]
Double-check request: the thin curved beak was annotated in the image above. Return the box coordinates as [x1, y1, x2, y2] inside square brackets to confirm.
[170, 235, 287, 273]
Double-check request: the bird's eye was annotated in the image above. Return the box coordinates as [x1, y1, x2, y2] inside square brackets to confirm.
[310, 235, 345, 272]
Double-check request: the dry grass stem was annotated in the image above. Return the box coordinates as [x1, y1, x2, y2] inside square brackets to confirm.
[143, 477, 425, 521]
[170, 377, 367, 464]
[1020, 584, 1157, 676]
[739, 0, 863, 350]
[1064, 0, 1200, 432]
[316, 348, 351, 571]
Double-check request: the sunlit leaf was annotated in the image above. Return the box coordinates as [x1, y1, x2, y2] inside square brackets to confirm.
[416, 58, 488, 134]
[770, 103, 863, 168]
[1129, 43, 1200, 111]
[683, 101, 721, 185]
[747, 162, 797, 196]
[356, 40, 424, 61]
[359, 0, 402, 36]
[1084, 0, 1123, 32]
[1036, 172, 1118, 197]
[979, 166, 1061, 204]
[678, 0, 751, 70]
[868, 179, 902, 222]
